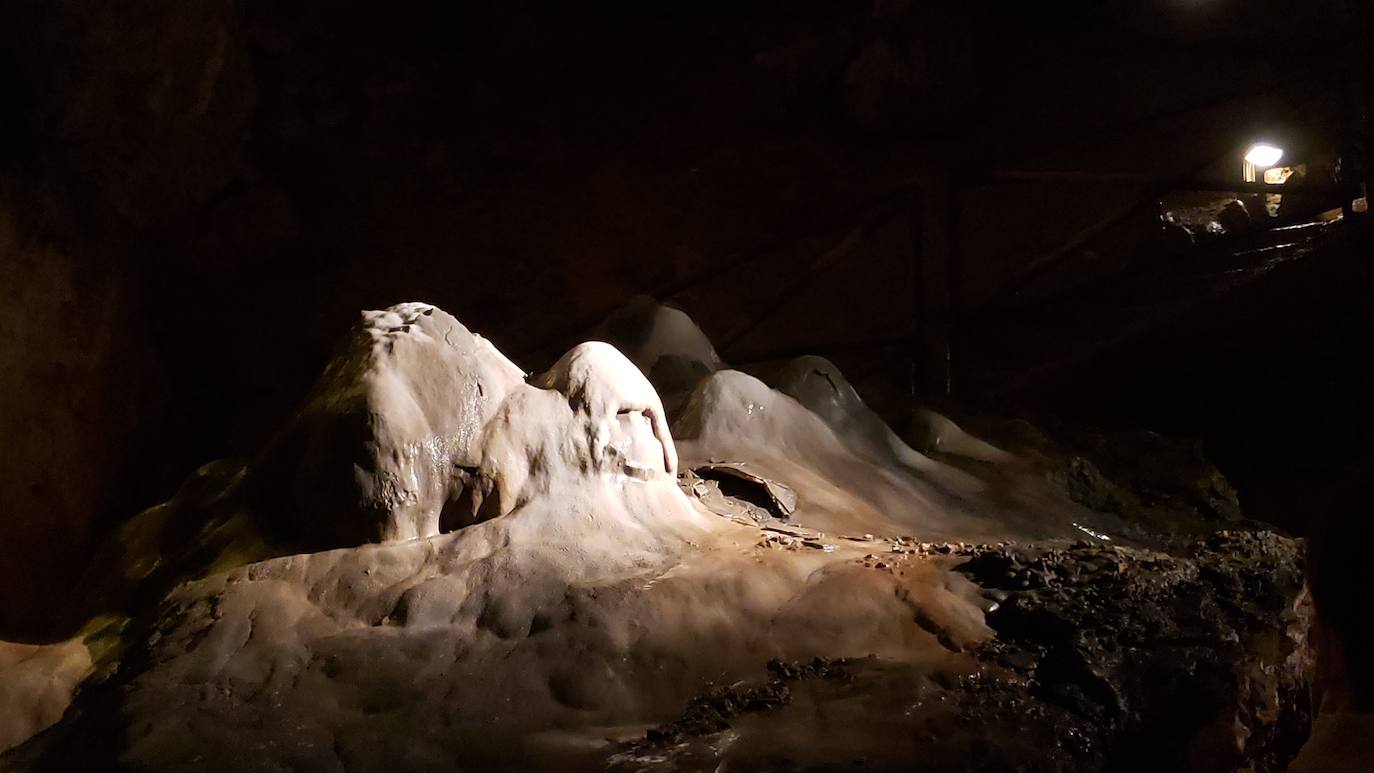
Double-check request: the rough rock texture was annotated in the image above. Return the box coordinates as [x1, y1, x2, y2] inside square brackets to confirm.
[614, 532, 1309, 772]
[960, 531, 1311, 772]
[0, 303, 1313, 771]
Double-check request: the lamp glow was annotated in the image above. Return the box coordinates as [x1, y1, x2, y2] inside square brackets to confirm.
[1244, 143, 1284, 168]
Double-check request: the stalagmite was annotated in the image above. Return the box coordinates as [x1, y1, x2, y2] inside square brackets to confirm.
[249, 303, 526, 546]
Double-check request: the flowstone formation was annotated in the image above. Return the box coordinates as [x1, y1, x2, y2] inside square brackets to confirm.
[0, 302, 1311, 772]
[250, 303, 529, 546]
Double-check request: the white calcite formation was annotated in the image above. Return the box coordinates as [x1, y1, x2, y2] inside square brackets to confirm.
[775, 354, 1013, 468]
[250, 303, 527, 545]
[0, 301, 1310, 771]
[2, 305, 999, 769]
[673, 365, 1117, 542]
[253, 305, 693, 548]
[530, 341, 678, 478]
[674, 368, 988, 539]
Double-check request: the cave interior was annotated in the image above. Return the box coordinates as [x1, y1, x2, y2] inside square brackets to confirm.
[1, 1, 1372, 770]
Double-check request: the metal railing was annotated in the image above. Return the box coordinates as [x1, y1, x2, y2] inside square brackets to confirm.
[519, 63, 1362, 402]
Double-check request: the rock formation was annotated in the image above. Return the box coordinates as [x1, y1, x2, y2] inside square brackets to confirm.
[250, 303, 527, 547]
[530, 341, 678, 479]
[0, 302, 1313, 771]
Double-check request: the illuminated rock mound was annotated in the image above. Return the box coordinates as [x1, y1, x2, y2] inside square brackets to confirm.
[529, 341, 678, 480]
[672, 356, 1128, 544]
[0, 302, 1312, 772]
[600, 295, 724, 409]
[251, 303, 528, 546]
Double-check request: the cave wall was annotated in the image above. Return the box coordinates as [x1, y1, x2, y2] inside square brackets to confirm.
[0, 198, 158, 637]
[0, 0, 253, 634]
